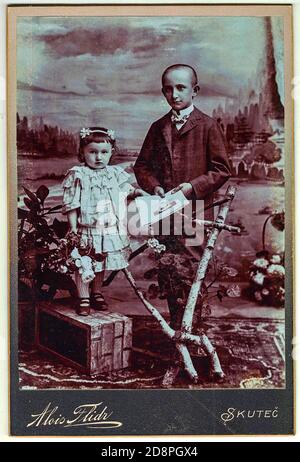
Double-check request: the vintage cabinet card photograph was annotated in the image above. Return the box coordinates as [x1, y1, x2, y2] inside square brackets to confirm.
[7, 3, 294, 436]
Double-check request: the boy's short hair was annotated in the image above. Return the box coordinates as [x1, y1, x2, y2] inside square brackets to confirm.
[162, 64, 198, 86]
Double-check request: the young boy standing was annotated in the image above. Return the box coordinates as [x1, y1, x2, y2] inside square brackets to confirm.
[134, 64, 231, 219]
[134, 64, 231, 327]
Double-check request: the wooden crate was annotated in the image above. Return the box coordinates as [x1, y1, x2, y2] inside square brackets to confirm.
[35, 301, 132, 377]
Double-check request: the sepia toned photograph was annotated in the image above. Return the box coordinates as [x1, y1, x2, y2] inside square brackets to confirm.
[8, 3, 294, 436]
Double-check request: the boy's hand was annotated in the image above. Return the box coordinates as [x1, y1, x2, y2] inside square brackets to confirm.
[134, 188, 148, 197]
[154, 186, 165, 198]
[172, 182, 193, 198]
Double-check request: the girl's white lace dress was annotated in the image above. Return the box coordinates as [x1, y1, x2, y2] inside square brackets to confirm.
[62, 165, 133, 271]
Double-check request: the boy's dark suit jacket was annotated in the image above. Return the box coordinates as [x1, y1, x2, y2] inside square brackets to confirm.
[133, 106, 231, 221]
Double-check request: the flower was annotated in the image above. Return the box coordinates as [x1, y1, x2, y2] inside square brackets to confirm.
[248, 251, 285, 307]
[226, 284, 241, 297]
[81, 270, 95, 284]
[267, 264, 285, 278]
[80, 127, 91, 138]
[157, 244, 166, 253]
[147, 238, 160, 249]
[71, 248, 81, 259]
[252, 272, 265, 285]
[222, 266, 238, 277]
[75, 259, 82, 268]
[147, 238, 166, 254]
[107, 129, 115, 140]
[81, 255, 93, 267]
[253, 258, 269, 269]
[79, 255, 95, 283]
[270, 254, 281, 264]
[44, 235, 100, 282]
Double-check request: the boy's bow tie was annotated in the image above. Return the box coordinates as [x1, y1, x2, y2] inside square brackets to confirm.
[170, 112, 190, 125]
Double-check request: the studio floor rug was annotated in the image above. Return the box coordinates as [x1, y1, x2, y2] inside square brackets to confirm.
[19, 316, 285, 390]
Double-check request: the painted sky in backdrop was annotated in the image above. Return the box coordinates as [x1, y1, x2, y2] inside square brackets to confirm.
[16, 16, 284, 149]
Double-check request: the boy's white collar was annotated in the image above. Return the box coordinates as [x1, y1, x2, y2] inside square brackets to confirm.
[172, 104, 194, 117]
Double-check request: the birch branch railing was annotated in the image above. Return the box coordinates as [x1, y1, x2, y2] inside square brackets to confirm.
[123, 185, 238, 385]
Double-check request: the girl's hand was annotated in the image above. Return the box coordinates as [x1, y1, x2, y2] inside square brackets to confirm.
[66, 229, 78, 237]
[127, 188, 148, 200]
[66, 209, 79, 235]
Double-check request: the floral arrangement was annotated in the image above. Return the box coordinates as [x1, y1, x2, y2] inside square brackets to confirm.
[246, 209, 285, 307]
[18, 184, 107, 300]
[145, 236, 240, 326]
[44, 231, 106, 284]
[248, 250, 285, 307]
[147, 238, 166, 254]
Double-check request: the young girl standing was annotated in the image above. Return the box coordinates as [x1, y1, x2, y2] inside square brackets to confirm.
[62, 126, 144, 316]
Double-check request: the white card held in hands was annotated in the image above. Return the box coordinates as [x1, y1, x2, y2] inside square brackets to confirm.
[135, 189, 189, 227]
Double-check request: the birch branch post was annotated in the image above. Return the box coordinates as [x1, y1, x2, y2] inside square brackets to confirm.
[169, 186, 237, 383]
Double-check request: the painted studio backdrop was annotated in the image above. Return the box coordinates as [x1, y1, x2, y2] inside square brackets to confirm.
[17, 15, 286, 390]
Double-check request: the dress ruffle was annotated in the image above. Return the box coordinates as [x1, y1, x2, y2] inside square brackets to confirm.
[62, 167, 83, 213]
[62, 164, 132, 271]
[79, 227, 131, 271]
[78, 225, 130, 253]
[62, 166, 83, 188]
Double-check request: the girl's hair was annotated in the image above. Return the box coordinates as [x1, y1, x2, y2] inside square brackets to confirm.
[78, 126, 117, 163]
